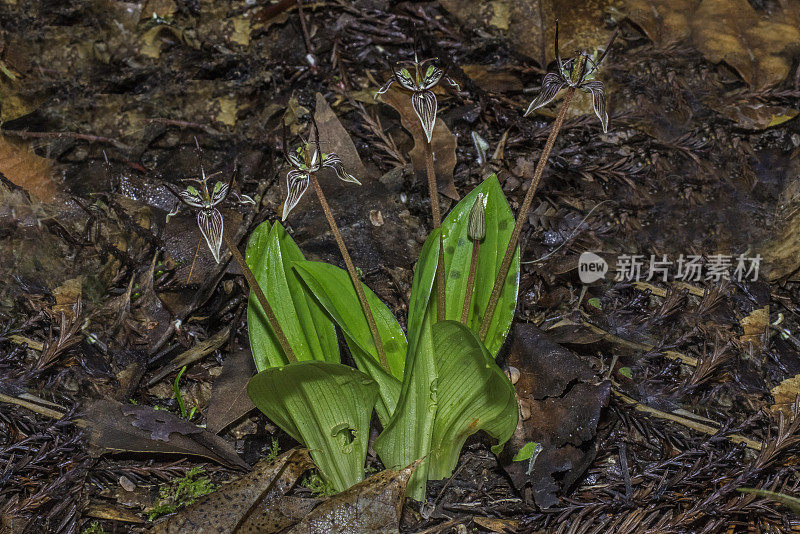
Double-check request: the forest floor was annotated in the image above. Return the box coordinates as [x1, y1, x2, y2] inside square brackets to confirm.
[2, 0, 800, 533]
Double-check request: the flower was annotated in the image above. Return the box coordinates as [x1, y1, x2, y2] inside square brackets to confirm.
[524, 22, 617, 133]
[376, 53, 460, 143]
[167, 166, 231, 263]
[281, 140, 360, 221]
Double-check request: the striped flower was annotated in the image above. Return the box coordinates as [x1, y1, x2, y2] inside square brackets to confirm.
[524, 22, 614, 133]
[376, 54, 460, 143]
[282, 141, 360, 221]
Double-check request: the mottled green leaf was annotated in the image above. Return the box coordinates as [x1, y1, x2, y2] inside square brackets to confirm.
[439, 174, 520, 355]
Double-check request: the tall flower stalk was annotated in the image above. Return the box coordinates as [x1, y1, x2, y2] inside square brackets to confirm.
[280, 118, 390, 372]
[377, 53, 459, 321]
[478, 24, 619, 341]
[165, 141, 296, 362]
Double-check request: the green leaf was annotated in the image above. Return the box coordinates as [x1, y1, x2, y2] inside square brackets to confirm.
[247, 361, 378, 492]
[618, 366, 633, 379]
[512, 441, 541, 462]
[293, 260, 407, 424]
[245, 221, 339, 371]
[587, 297, 602, 309]
[375, 320, 518, 500]
[440, 174, 520, 355]
[373, 243, 438, 499]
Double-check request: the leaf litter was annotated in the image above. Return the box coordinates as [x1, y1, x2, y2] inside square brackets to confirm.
[3, 0, 800, 532]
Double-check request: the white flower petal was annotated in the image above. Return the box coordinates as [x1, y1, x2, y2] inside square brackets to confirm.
[375, 78, 395, 98]
[197, 209, 224, 264]
[412, 90, 438, 143]
[523, 72, 567, 117]
[283, 169, 310, 221]
[582, 80, 608, 133]
[322, 153, 360, 185]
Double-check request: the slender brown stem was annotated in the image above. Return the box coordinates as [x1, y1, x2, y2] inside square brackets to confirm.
[479, 87, 576, 341]
[222, 232, 297, 363]
[461, 240, 480, 324]
[424, 139, 447, 321]
[309, 172, 390, 372]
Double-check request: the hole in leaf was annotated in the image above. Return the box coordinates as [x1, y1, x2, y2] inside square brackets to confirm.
[331, 422, 357, 454]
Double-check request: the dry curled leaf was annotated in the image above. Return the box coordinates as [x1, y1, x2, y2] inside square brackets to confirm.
[740, 306, 769, 353]
[501, 324, 609, 508]
[771, 375, 800, 417]
[285, 460, 420, 534]
[0, 135, 58, 203]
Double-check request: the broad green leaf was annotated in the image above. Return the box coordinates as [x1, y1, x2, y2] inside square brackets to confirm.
[373, 232, 439, 499]
[247, 361, 378, 492]
[427, 321, 518, 478]
[440, 174, 520, 355]
[293, 260, 406, 424]
[245, 221, 339, 371]
[405, 228, 441, 364]
[375, 320, 518, 499]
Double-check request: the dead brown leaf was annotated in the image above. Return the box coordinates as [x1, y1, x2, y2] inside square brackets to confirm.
[705, 96, 798, 130]
[380, 86, 459, 200]
[624, 0, 800, 89]
[206, 349, 256, 434]
[314, 92, 368, 183]
[52, 276, 83, 319]
[151, 449, 314, 534]
[84, 399, 248, 469]
[771, 375, 800, 417]
[0, 135, 58, 202]
[285, 460, 420, 534]
[439, 0, 613, 66]
[462, 65, 523, 93]
[761, 175, 800, 281]
[740, 306, 769, 352]
[501, 324, 609, 508]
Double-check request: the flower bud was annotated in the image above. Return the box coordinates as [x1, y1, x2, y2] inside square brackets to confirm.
[468, 194, 485, 241]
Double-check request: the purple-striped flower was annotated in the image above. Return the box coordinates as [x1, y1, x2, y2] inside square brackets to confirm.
[524, 22, 616, 133]
[281, 141, 359, 221]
